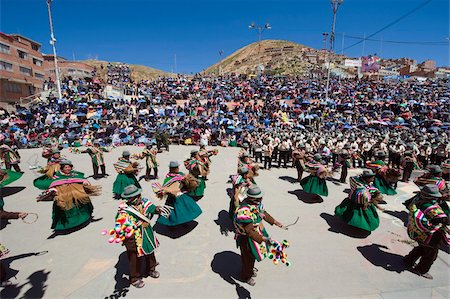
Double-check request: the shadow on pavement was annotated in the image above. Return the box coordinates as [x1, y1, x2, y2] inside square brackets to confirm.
[1, 267, 49, 299]
[103, 252, 130, 299]
[383, 210, 408, 227]
[278, 176, 298, 184]
[1, 187, 26, 198]
[320, 213, 371, 238]
[211, 251, 251, 299]
[153, 221, 198, 239]
[288, 190, 323, 204]
[357, 243, 406, 273]
[47, 219, 92, 239]
[214, 210, 234, 236]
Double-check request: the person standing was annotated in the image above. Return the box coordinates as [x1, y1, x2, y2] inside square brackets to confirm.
[116, 185, 162, 288]
[79, 140, 109, 179]
[112, 151, 141, 199]
[262, 139, 273, 170]
[133, 143, 158, 181]
[0, 139, 21, 172]
[401, 151, 416, 182]
[404, 185, 449, 280]
[233, 186, 284, 286]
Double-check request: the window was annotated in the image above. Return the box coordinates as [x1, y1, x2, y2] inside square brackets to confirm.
[35, 72, 44, 79]
[0, 43, 10, 54]
[68, 68, 76, 73]
[5, 82, 21, 93]
[31, 44, 39, 51]
[19, 66, 32, 76]
[33, 58, 43, 66]
[17, 49, 28, 59]
[0, 61, 13, 71]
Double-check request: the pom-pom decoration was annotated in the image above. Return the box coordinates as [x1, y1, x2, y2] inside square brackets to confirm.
[268, 239, 291, 267]
[102, 206, 139, 245]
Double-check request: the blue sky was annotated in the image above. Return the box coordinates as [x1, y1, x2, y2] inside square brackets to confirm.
[1, 0, 448, 73]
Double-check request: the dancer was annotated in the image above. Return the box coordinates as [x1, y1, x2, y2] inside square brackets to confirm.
[300, 154, 329, 197]
[133, 143, 158, 181]
[334, 170, 383, 232]
[366, 151, 399, 195]
[0, 139, 21, 172]
[78, 140, 109, 179]
[404, 185, 449, 280]
[152, 161, 202, 227]
[229, 167, 256, 218]
[184, 149, 207, 201]
[34, 159, 101, 231]
[233, 186, 284, 286]
[113, 151, 141, 199]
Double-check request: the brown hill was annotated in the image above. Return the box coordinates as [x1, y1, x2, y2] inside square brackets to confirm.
[204, 39, 327, 76]
[81, 60, 172, 81]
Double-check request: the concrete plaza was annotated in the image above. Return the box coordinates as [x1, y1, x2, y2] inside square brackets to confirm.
[0, 145, 448, 299]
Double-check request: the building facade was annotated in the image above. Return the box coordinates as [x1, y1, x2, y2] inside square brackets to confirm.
[0, 33, 45, 102]
[43, 55, 94, 81]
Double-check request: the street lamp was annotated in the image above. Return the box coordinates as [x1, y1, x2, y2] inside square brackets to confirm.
[46, 0, 62, 99]
[325, 0, 343, 100]
[249, 22, 271, 84]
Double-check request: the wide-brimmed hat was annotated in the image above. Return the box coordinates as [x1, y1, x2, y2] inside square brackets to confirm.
[242, 143, 249, 148]
[52, 148, 60, 154]
[122, 150, 130, 157]
[313, 154, 322, 161]
[241, 151, 250, 157]
[169, 161, 180, 168]
[420, 184, 442, 198]
[239, 167, 249, 175]
[121, 185, 142, 199]
[246, 186, 263, 199]
[60, 159, 73, 166]
[361, 170, 375, 178]
[428, 165, 442, 174]
[190, 149, 199, 155]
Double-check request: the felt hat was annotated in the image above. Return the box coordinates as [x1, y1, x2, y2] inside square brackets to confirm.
[122, 150, 130, 157]
[246, 186, 263, 199]
[121, 185, 143, 199]
[428, 165, 442, 174]
[169, 161, 180, 168]
[361, 170, 375, 178]
[420, 184, 442, 198]
[60, 159, 73, 166]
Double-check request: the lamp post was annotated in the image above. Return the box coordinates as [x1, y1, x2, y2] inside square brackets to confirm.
[324, 0, 343, 100]
[46, 0, 62, 99]
[249, 22, 271, 84]
[218, 50, 223, 76]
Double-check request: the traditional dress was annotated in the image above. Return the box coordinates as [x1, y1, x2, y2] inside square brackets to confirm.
[300, 161, 329, 196]
[77, 146, 109, 177]
[133, 148, 158, 180]
[233, 201, 276, 281]
[0, 145, 21, 172]
[334, 176, 381, 232]
[184, 158, 206, 200]
[112, 158, 141, 198]
[152, 173, 202, 226]
[366, 160, 397, 195]
[34, 169, 100, 230]
[229, 174, 256, 217]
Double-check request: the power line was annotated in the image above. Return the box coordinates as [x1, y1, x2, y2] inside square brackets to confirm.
[337, 0, 433, 52]
[342, 34, 448, 45]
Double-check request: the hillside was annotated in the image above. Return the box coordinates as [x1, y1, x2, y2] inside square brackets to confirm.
[81, 60, 172, 81]
[203, 39, 328, 76]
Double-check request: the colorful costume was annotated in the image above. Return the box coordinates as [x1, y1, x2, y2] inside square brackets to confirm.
[184, 158, 207, 200]
[112, 158, 141, 198]
[334, 175, 381, 232]
[366, 160, 398, 195]
[34, 168, 100, 230]
[152, 173, 202, 226]
[133, 148, 158, 180]
[300, 161, 329, 196]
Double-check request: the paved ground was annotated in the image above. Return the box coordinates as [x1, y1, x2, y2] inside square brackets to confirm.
[0, 145, 448, 299]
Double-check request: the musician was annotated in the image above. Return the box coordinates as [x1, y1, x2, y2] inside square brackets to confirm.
[292, 144, 307, 181]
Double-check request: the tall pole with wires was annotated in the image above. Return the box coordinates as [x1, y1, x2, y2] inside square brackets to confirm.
[46, 0, 62, 99]
[249, 22, 271, 84]
[325, 0, 343, 100]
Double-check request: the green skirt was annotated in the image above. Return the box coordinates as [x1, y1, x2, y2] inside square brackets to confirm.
[300, 175, 328, 196]
[0, 170, 23, 187]
[374, 176, 397, 195]
[157, 194, 202, 226]
[112, 173, 141, 197]
[229, 141, 237, 147]
[51, 201, 93, 231]
[335, 198, 379, 232]
[189, 176, 206, 198]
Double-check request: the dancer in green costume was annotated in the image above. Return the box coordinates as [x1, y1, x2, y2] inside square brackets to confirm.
[366, 151, 398, 195]
[184, 149, 206, 201]
[335, 170, 382, 232]
[34, 159, 101, 231]
[112, 151, 141, 199]
[300, 154, 329, 197]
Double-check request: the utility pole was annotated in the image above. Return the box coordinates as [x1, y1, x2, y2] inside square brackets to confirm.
[218, 50, 223, 76]
[249, 22, 271, 84]
[325, 0, 344, 100]
[46, 0, 62, 99]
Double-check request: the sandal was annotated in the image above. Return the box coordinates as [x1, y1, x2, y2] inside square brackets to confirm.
[131, 279, 145, 288]
[148, 270, 160, 279]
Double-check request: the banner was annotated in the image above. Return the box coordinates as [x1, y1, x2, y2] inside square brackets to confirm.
[361, 55, 380, 73]
[344, 59, 362, 67]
